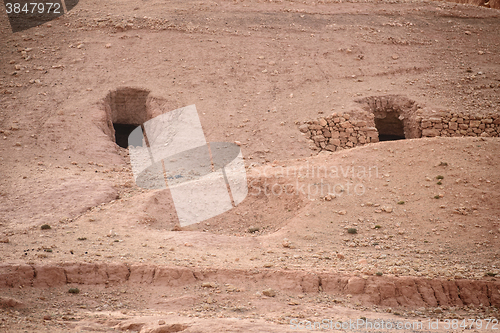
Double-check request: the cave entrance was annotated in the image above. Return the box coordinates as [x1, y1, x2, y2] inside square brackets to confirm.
[113, 123, 140, 148]
[104, 87, 151, 148]
[374, 112, 406, 141]
[356, 95, 422, 142]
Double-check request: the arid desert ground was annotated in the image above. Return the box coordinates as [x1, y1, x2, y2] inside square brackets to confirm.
[1, 0, 500, 332]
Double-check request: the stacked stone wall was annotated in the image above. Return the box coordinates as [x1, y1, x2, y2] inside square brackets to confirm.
[420, 112, 500, 138]
[299, 113, 379, 152]
[300, 112, 500, 152]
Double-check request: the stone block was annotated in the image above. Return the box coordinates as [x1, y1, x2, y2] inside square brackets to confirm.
[299, 124, 309, 133]
[470, 120, 481, 128]
[422, 129, 439, 137]
[330, 139, 341, 146]
[308, 124, 322, 130]
[312, 135, 326, 142]
[421, 120, 431, 129]
[340, 121, 353, 128]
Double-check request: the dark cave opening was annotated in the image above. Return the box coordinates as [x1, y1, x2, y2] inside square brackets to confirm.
[113, 123, 140, 148]
[374, 112, 406, 141]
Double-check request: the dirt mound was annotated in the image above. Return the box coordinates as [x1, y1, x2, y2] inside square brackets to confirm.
[186, 175, 306, 235]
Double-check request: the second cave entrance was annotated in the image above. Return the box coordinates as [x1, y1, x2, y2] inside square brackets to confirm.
[375, 112, 406, 141]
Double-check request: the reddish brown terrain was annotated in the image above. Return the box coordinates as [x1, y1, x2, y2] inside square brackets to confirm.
[1, 0, 499, 332]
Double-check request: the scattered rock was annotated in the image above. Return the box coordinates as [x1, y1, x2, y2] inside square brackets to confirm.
[201, 282, 217, 288]
[0, 297, 23, 308]
[282, 239, 291, 248]
[262, 288, 276, 297]
[382, 206, 393, 213]
[147, 324, 189, 333]
[323, 194, 335, 201]
[248, 226, 260, 233]
[68, 288, 80, 294]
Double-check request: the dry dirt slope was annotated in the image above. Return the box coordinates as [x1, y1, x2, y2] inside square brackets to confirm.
[0, 137, 499, 332]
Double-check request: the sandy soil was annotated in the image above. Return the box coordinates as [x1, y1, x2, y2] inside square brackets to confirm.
[1, 0, 500, 332]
